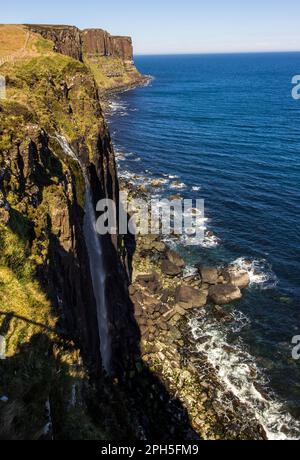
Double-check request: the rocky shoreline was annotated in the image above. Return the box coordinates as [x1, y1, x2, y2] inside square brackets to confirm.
[118, 177, 267, 440]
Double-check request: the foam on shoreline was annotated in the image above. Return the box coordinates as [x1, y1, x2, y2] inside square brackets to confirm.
[189, 313, 300, 440]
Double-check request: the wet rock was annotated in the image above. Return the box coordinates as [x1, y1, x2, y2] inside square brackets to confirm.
[161, 260, 182, 277]
[169, 195, 182, 201]
[175, 285, 208, 309]
[223, 267, 250, 289]
[151, 179, 165, 188]
[209, 284, 242, 305]
[167, 250, 186, 269]
[199, 267, 219, 285]
[212, 305, 234, 323]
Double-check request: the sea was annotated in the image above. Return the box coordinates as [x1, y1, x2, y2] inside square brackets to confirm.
[107, 53, 300, 440]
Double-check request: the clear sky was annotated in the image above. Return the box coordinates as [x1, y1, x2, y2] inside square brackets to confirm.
[1, 0, 300, 55]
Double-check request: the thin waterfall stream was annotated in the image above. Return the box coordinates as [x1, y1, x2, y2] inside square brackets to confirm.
[55, 134, 112, 374]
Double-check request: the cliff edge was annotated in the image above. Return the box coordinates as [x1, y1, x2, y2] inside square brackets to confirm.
[25, 24, 149, 92]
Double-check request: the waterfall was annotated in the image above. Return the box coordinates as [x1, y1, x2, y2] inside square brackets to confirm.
[0, 335, 6, 360]
[55, 135, 112, 374]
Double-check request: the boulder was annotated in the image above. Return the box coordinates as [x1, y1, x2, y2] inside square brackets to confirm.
[167, 250, 185, 268]
[152, 241, 167, 253]
[209, 284, 242, 305]
[199, 266, 219, 285]
[135, 273, 160, 293]
[161, 260, 182, 277]
[175, 285, 208, 309]
[223, 268, 250, 289]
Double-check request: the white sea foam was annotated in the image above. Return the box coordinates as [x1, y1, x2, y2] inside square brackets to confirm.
[192, 186, 201, 192]
[170, 181, 187, 190]
[230, 257, 278, 290]
[163, 174, 178, 180]
[183, 265, 199, 279]
[189, 314, 300, 440]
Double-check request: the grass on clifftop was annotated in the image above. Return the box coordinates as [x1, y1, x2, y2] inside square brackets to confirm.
[0, 25, 54, 61]
[2, 52, 104, 159]
[84, 55, 143, 92]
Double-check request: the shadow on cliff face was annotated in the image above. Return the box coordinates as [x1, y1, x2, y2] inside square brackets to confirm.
[0, 135, 199, 440]
[0, 224, 199, 440]
[0, 330, 200, 440]
[42, 191, 199, 440]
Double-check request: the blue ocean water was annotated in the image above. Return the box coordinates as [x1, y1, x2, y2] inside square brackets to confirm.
[108, 53, 300, 437]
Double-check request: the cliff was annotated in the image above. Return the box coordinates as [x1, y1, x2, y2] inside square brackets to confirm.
[0, 25, 140, 439]
[25, 24, 148, 92]
[0, 25, 195, 442]
[25, 25, 83, 61]
[81, 29, 133, 62]
[0, 24, 266, 441]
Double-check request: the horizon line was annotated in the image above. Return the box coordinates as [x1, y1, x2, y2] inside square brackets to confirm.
[134, 50, 300, 57]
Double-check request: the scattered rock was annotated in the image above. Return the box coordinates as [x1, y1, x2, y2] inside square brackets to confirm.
[161, 260, 182, 277]
[167, 250, 185, 268]
[169, 195, 182, 201]
[175, 304, 188, 316]
[135, 272, 160, 294]
[151, 179, 165, 188]
[212, 305, 234, 323]
[199, 267, 219, 285]
[160, 289, 171, 303]
[209, 284, 242, 305]
[175, 285, 207, 309]
[152, 241, 167, 253]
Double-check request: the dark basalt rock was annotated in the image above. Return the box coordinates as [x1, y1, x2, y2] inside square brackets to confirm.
[175, 285, 207, 309]
[26, 24, 134, 62]
[222, 267, 250, 289]
[167, 250, 186, 269]
[26, 24, 83, 61]
[209, 284, 242, 305]
[161, 260, 183, 277]
[135, 272, 160, 294]
[212, 305, 234, 323]
[199, 266, 219, 285]
[81, 29, 133, 61]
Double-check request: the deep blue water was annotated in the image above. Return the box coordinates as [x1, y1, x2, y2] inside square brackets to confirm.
[107, 53, 300, 433]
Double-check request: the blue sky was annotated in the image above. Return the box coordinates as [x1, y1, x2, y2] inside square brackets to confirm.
[2, 0, 300, 54]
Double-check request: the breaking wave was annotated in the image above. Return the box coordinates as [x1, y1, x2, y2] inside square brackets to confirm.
[230, 257, 278, 290]
[189, 313, 300, 440]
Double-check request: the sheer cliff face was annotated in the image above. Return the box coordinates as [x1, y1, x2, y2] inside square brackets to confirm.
[0, 34, 138, 378]
[81, 29, 133, 61]
[24, 24, 143, 93]
[26, 25, 83, 61]
[26, 25, 134, 62]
